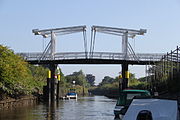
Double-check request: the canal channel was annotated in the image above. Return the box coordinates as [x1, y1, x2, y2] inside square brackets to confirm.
[0, 96, 117, 120]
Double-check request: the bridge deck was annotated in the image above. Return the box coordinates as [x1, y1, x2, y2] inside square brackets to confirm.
[17, 52, 164, 65]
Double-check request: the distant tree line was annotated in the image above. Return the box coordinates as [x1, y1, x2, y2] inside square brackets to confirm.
[89, 73, 148, 98]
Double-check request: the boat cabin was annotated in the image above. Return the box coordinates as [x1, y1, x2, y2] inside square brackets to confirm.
[123, 98, 179, 120]
[114, 89, 151, 118]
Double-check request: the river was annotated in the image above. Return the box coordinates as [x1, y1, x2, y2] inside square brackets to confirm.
[0, 96, 117, 120]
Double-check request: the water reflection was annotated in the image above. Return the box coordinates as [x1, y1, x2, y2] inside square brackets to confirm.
[0, 96, 117, 120]
[0, 105, 35, 120]
[46, 102, 56, 120]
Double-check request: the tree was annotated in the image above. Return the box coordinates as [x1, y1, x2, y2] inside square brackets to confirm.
[65, 70, 89, 86]
[99, 76, 115, 86]
[86, 74, 95, 86]
[0, 45, 49, 98]
[128, 73, 138, 84]
[28, 65, 48, 93]
[0, 45, 33, 96]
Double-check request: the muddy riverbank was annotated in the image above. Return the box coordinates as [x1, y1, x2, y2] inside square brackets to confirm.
[0, 95, 38, 109]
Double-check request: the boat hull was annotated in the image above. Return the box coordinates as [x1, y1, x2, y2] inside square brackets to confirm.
[66, 93, 77, 99]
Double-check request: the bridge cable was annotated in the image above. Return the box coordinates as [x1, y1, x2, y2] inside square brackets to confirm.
[39, 41, 51, 61]
[127, 51, 132, 60]
[128, 42, 139, 62]
[127, 50, 136, 61]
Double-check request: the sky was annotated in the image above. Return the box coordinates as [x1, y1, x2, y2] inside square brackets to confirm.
[1, 0, 180, 84]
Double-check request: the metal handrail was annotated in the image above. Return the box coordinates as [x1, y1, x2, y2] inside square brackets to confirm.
[17, 52, 165, 62]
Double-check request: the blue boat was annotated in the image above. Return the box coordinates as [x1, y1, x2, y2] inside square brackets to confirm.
[66, 88, 77, 99]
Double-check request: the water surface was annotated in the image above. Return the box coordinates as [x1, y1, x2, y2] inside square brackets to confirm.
[0, 96, 117, 120]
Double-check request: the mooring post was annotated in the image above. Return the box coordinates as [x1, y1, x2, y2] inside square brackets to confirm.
[47, 70, 51, 102]
[121, 63, 129, 90]
[56, 74, 61, 100]
[118, 74, 123, 95]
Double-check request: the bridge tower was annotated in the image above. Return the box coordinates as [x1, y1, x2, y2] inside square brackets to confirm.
[90, 26, 147, 90]
[32, 26, 87, 102]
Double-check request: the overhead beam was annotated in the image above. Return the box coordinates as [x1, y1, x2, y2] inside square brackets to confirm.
[32, 25, 86, 38]
[92, 25, 147, 37]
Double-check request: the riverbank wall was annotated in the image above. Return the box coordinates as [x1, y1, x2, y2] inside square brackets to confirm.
[89, 88, 119, 99]
[0, 96, 38, 109]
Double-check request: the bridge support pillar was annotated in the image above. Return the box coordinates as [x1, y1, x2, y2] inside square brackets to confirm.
[49, 64, 58, 102]
[121, 63, 129, 90]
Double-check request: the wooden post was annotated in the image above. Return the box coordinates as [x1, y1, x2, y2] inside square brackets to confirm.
[56, 74, 61, 100]
[47, 70, 51, 102]
[171, 51, 173, 81]
[121, 63, 129, 90]
[177, 46, 179, 72]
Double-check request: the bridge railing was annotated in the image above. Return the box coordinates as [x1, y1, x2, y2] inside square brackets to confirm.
[91, 52, 164, 61]
[17, 52, 164, 62]
[17, 52, 87, 60]
[136, 53, 164, 61]
[90, 52, 124, 60]
[55, 52, 87, 60]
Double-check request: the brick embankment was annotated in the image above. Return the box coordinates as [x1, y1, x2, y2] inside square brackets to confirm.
[0, 96, 38, 109]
